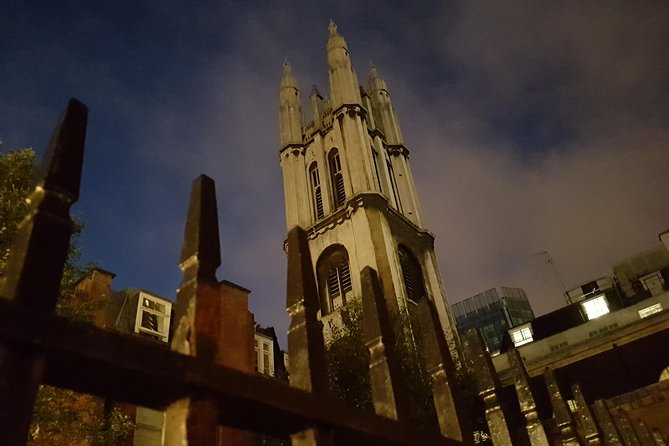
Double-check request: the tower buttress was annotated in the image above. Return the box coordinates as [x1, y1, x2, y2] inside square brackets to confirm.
[280, 61, 304, 147]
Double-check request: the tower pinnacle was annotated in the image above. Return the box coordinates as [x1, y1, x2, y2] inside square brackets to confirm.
[279, 60, 303, 147]
[326, 22, 361, 107]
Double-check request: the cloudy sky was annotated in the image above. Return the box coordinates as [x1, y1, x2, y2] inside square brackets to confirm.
[2, 1, 668, 344]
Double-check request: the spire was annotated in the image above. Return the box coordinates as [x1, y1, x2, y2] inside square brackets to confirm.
[367, 65, 403, 144]
[326, 20, 347, 53]
[367, 64, 388, 93]
[326, 22, 361, 107]
[281, 59, 299, 90]
[280, 60, 303, 147]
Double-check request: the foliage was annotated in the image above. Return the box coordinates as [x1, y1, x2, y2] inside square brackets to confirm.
[29, 386, 134, 446]
[0, 148, 36, 272]
[323, 302, 439, 431]
[324, 304, 375, 412]
[0, 148, 134, 445]
[324, 300, 492, 441]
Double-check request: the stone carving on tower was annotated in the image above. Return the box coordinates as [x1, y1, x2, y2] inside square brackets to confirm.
[279, 22, 460, 356]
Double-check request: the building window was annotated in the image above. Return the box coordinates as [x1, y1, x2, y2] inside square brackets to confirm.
[386, 159, 402, 212]
[581, 295, 609, 320]
[135, 292, 171, 342]
[327, 262, 352, 310]
[371, 148, 383, 192]
[638, 303, 663, 318]
[510, 324, 533, 347]
[309, 162, 324, 219]
[398, 245, 426, 303]
[317, 244, 353, 314]
[254, 334, 274, 377]
[329, 149, 346, 208]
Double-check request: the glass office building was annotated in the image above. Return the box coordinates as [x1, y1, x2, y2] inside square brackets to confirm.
[452, 287, 535, 354]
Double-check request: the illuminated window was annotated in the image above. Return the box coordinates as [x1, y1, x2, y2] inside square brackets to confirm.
[135, 292, 171, 342]
[581, 295, 609, 320]
[638, 303, 663, 318]
[309, 162, 324, 220]
[510, 325, 533, 347]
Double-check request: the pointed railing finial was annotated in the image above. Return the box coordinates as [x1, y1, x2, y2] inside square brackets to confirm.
[179, 174, 221, 283]
[42, 98, 88, 202]
[1, 98, 88, 310]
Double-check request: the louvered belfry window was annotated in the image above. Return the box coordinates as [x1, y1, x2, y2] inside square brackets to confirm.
[398, 245, 426, 303]
[329, 149, 346, 208]
[309, 162, 324, 219]
[326, 261, 352, 310]
[316, 244, 353, 314]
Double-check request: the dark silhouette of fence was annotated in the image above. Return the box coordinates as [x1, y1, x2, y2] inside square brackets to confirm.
[0, 100, 466, 446]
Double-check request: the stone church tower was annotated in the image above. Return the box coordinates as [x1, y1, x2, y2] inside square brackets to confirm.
[279, 22, 458, 351]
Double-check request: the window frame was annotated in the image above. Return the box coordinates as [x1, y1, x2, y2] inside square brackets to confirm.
[134, 292, 172, 343]
[309, 162, 324, 220]
[328, 149, 346, 208]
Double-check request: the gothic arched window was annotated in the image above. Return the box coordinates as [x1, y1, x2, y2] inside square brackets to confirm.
[371, 147, 383, 192]
[329, 148, 346, 208]
[386, 158, 402, 212]
[398, 245, 426, 303]
[309, 162, 324, 220]
[316, 244, 353, 314]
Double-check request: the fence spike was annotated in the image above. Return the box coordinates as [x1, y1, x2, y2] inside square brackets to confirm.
[417, 298, 472, 443]
[543, 367, 581, 445]
[591, 400, 623, 446]
[285, 226, 333, 446]
[285, 226, 328, 394]
[1, 98, 87, 310]
[360, 266, 411, 422]
[165, 175, 222, 445]
[464, 329, 513, 445]
[508, 348, 549, 445]
[570, 384, 600, 444]
[0, 99, 87, 446]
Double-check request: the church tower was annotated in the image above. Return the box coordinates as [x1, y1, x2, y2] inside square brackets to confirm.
[279, 23, 458, 352]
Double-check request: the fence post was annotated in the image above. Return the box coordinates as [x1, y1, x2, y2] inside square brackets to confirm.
[359, 266, 411, 422]
[507, 348, 549, 445]
[591, 400, 623, 446]
[416, 298, 472, 444]
[0, 99, 88, 446]
[285, 226, 333, 446]
[464, 330, 513, 445]
[611, 409, 640, 446]
[165, 175, 222, 446]
[543, 367, 581, 445]
[570, 384, 600, 445]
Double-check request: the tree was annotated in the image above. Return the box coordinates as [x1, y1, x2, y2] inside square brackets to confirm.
[0, 148, 134, 445]
[324, 303, 439, 432]
[324, 302, 491, 442]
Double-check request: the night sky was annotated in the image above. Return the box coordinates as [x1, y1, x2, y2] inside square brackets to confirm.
[2, 1, 668, 346]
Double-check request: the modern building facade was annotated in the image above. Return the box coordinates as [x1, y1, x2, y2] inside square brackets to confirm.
[278, 22, 458, 352]
[452, 286, 535, 354]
